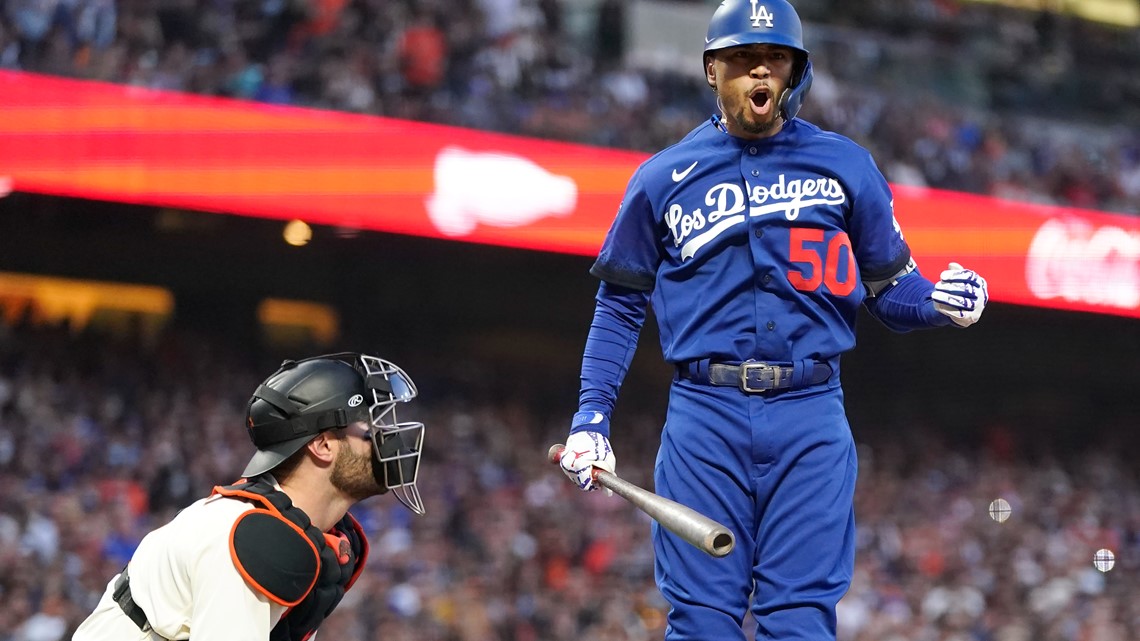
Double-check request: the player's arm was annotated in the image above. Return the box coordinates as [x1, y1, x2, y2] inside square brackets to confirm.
[576, 281, 651, 435]
[862, 258, 949, 331]
[560, 281, 649, 491]
[863, 259, 988, 331]
[188, 507, 281, 640]
[848, 150, 987, 331]
[560, 167, 658, 492]
[577, 165, 659, 430]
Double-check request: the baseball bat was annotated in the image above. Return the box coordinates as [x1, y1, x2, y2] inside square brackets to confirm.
[548, 444, 735, 558]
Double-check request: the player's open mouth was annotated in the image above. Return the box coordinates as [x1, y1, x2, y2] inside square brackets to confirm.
[749, 90, 772, 117]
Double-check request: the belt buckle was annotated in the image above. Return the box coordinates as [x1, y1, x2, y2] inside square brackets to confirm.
[739, 360, 779, 393]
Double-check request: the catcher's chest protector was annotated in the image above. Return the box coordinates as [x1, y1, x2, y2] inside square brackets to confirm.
[213, 480, 370, 641]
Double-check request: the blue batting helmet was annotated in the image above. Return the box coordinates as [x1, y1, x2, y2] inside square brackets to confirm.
[704, 0, 814, 120]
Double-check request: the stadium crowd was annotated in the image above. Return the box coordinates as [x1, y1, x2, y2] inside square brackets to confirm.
[2, 0, 1139, 215]
[2, 1, 1140, 639]
[0, 313, 1138, 641]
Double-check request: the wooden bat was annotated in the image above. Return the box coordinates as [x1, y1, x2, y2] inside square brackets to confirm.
[548, 444, 736, 558]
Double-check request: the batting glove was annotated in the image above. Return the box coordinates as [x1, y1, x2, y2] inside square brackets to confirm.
[559, 427, 615, 494]
[932, 262, 988, 327]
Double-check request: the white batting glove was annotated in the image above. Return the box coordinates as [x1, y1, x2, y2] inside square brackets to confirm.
[559, 429, 616, 494]
[932, 262, 988, 327]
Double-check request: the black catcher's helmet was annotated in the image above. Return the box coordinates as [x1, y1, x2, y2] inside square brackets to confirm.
[242, 353, 425, 514]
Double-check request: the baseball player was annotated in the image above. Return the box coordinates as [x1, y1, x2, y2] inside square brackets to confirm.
[73, 353, 425, 641]
[558, 1, 988, 640]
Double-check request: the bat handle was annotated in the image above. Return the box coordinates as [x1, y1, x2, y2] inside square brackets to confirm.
[547, 443, 599, 481]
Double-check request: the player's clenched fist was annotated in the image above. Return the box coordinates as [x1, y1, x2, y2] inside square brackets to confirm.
[559, 429, 616, 493]
[932, 262, 988, 327]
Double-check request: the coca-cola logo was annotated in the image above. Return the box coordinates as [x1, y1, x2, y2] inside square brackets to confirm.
[1026, 218, 1140, 309]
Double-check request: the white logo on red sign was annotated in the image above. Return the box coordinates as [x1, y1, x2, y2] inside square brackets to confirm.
[1026, 218, 1140, 310]
[426, 146, 578, 237]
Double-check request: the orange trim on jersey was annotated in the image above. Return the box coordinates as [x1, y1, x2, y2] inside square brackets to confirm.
[212, 483, 370, 594]
[227, 508, 320, 607]
[215, 484, 322, 606]
[212, 484, 277, 511]
[342, 512, 369, 591]
[323, 532, 350, 565]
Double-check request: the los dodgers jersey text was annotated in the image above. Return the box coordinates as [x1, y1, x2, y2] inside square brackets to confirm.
[590, 117, 911, 364]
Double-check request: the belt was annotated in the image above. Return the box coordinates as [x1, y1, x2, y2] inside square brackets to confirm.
[112, 566, 151, 632]
[677, 359, 833, 393]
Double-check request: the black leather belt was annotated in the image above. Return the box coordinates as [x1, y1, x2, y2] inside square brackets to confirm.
[112, 566, 151, 632]
[677, 359, 833, 393]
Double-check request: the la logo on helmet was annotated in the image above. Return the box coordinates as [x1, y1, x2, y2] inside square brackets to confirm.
[750, 0, 775, 28]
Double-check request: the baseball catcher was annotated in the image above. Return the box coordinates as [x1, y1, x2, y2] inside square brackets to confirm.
[73, 353, 425, 641]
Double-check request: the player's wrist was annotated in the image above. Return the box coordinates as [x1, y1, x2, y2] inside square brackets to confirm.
[570, 410, 611, 437]
[922, 300, 955, 327]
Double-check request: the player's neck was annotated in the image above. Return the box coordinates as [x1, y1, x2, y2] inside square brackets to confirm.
[278, 473, 353, 532]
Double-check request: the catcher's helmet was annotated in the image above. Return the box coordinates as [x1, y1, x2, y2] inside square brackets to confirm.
[704, 0, 814, 121]
[243, 353, 425, 514]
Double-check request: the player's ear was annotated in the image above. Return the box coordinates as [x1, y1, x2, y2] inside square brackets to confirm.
[704, 53, 717, 90]
[305, 431, 340, 466]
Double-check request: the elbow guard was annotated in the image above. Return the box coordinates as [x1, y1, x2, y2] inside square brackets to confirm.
[863, 257, 917, 297]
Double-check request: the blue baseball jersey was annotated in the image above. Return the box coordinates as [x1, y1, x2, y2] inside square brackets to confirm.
[590, 116, 911, 364]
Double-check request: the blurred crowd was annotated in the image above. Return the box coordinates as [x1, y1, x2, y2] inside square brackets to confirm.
[2, 0, 1139, 215]
[0, 314, 1138, 641]
[2, 1, 1140, 639]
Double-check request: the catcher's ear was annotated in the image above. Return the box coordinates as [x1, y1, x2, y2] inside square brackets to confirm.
[304, 431, 340, 465]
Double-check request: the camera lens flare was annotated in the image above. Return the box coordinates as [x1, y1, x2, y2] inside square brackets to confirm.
[988, 498, 1012, 523]
[1093, 548, 1116, 573]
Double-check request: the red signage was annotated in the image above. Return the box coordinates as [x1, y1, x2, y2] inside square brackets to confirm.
[892, 185, 1140, 318]
[1, 71, 1137, 318]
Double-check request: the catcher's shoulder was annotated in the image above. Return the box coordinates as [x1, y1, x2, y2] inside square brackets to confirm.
[228, 506, 321, 606]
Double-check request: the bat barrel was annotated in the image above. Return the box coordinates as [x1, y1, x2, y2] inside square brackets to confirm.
[549, 444, 736, 558]
[598, 470, 735, 558]
[706, 530, 735, 558]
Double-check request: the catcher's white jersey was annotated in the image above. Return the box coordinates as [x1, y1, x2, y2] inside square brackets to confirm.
[73, 493, 288, 641]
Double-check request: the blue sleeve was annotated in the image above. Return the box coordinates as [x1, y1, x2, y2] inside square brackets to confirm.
[864, 271, 953, 332]
[589, 166, 662, 291]
[848, 148, 911, 279]
[574, 281, 650, 437]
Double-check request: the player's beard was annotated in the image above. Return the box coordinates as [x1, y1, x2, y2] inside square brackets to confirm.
[723, 86, 785, 137]
[732, 100, 782, 136]
[330, 441, 385, 501]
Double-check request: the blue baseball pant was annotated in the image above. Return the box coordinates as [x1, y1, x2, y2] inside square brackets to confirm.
[653, 378, 857, 641]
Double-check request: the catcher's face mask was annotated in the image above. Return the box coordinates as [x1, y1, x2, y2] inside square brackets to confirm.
[358, 354, 425, 515]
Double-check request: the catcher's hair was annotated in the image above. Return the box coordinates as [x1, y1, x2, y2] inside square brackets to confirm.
[268, 446, 307, 483]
